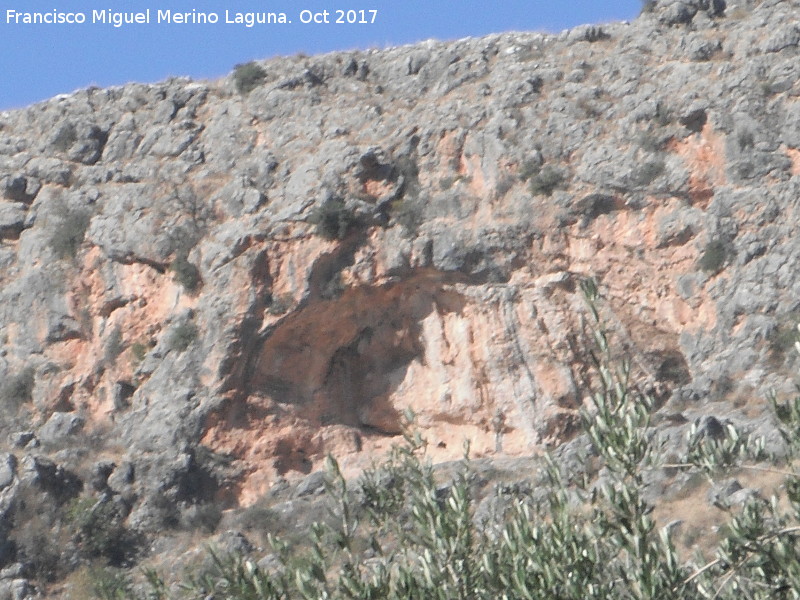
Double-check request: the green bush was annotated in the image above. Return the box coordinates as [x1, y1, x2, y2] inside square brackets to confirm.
[653, 102, 675, 126]
[65, 497, 138, 565]
[310, 197, 360, 240]
[85, 566, 133, 600]
[52, 123, 77, 152]
[266, 293, 294, 316]
[49, 204, 91, 259]
[233, 62, 267, 95]
[168, 322, 198, 352]
[236, 504, 281, 533]
[389, 196, 423, 236]
[518, 157, 543, 181]
[698, 239, 728, 273]
[633, 158, 666, 186]
[170, 256, 201, 293]
[129, 341, 148, 364]
[737, 130, 755, 150]
[104, 327, 124, 365]
[0, 366, 35, 409]
[768, 316, 800, 366]
[321, 272, 345, 300]
[638, 129, 667, 152]
[181, 502, 223, 534]
[528, 166, 566, 197]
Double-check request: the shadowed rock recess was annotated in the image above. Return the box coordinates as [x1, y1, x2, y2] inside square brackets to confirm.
[2, 0, 800, 593]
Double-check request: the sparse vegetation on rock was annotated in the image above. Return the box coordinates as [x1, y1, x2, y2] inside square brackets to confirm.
[65, 497, 138, 565]
[0, 366, 35, 411]
[233, 62, 267, 95]
[48, 203, 91, 259]
[698, 239, 729, 274]
[103, 327, 124, 365]
[168, 321, 198, 352]
[528, 165, 566, 197]
[170, 256, 201, 293]
[633, 158, 666, 186]
[309, 197, 360, 240]
[266, 293, 294, 316]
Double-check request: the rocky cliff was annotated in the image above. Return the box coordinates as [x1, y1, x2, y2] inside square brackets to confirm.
[2, 0, 800, 594]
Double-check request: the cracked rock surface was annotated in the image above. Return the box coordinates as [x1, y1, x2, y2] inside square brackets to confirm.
[1, 0, 800, 594]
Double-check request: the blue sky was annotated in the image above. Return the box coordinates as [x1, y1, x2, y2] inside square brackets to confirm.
[0, 1, 642, 110]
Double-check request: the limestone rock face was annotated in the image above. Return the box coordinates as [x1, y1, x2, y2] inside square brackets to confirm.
[0, 1, 799, 548]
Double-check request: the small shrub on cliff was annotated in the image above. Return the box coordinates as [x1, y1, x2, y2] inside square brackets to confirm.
[233, 62, 267, 95]
[103, 327, 124, 365]
[528, 165, 566, 197]
[389, 196, 423, 236]
[518, 157, 543, 181]
[266, 293, 294, 316]
[170, 256, 201, 293]
[10, 484, 74, 583]
[768, 316, 800, 366]
[235, 503, 281, 534]
[51, 122, 78, 152]
[1, 366, 35, 409]
[698, 239, 729, 273]
[129, 341, 148, 364]
[181, 502, 223, 534]
[737, 129, 755, 150]
[66, 497, 138, 565]
[495, 173, 516, 197]
[637, 129, 668, 152]
[309, 197, 360, 240]
[49, 204, 92, 259]
[168, 321, 198, 352]
[633, 158, 666, 186]
[85, 567, 134, 600]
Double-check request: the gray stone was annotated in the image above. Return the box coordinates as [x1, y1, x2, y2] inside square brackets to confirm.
[294, 471, 326, 498]
[708, 478, 742, 506]
[18, 455, 82, 502]
[90, 460, 116, 491]
[693, 415, 727, 440]
[0, 204, 26, 239]
[0, 578, 32, 600]
[762, 23, 800, 53]
[8, 433, 35, 450]
[0, 455, 16, 490]
[727, 487, 762, 505]
[37, 412, 85, 445]
[658, 2, 701, 25]
[1, 176, 39, 204]
[107, 461, 135, 492]
[257, 553, 282, 573]
[210, 530, 253, 556]
[111, 381, 136, 411]
[0, 564, 26, 581]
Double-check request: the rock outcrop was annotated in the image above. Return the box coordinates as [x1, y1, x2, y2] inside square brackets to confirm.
[1, 0, 800, 593]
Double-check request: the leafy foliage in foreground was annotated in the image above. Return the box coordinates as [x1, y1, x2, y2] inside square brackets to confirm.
[97, 280, 800, 600]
